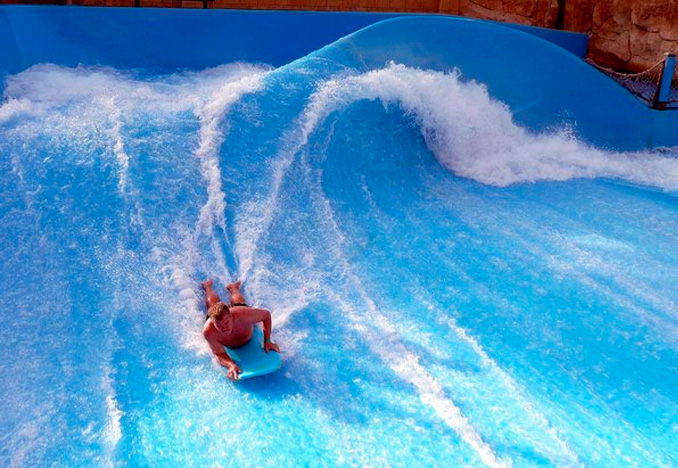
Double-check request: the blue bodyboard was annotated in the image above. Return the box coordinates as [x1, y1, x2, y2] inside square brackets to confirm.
[225, 326, 282, 380]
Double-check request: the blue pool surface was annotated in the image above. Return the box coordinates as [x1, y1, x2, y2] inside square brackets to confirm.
[1, 6, 678, 468]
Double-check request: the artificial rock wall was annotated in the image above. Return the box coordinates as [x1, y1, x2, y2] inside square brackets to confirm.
[565, 0, 678, 72]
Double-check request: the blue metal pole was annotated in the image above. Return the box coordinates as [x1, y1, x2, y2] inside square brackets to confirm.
[653, 53, 676, 109]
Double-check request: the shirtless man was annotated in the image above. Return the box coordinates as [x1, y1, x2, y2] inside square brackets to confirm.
[201, 279, 280, 380]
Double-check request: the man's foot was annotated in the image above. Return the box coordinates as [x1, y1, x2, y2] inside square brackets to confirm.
[201, 279, 213, 290]
[226, 280, 241, 293]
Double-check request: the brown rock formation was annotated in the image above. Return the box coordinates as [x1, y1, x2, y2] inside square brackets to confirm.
[441, 0, 557, 27]
[565, 0, 677, 72]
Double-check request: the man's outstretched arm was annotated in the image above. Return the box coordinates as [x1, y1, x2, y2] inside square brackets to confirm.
[241, 308, 281, 353]
[205, 334, 242, 380]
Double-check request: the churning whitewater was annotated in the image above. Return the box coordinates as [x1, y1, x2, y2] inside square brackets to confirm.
[1, 60, 677, 467]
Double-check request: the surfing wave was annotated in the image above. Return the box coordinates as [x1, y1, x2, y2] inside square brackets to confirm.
[296, 62, 678, 191]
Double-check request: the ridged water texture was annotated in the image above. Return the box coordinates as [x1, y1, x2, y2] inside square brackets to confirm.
[1, 54, 678, 468]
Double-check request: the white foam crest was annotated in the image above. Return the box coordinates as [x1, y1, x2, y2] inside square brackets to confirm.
[0, 98, 34, 124]
[1, 63, 271, 204]
[3, 63, 256, 106]
[301, 62, 678, 190]
[1, 63, 269, 137]
[194, 69, 268, 235]
[3, 64, 184, 115]
[193, 70, 269, 280]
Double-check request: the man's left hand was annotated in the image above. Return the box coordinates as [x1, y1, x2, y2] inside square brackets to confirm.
[264, 341, 280, 353]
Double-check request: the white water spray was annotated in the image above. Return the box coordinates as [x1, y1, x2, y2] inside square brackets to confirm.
[302, 62, 678, 190]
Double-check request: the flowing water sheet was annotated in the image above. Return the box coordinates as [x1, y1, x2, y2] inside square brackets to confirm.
[1, 57, 678, 468]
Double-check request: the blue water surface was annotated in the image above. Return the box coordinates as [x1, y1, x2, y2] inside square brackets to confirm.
[1, 44, 678, 468]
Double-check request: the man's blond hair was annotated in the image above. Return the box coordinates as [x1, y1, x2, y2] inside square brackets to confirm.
[208, 302, 230, 321]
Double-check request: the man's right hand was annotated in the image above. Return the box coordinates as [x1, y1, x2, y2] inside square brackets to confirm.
[226, 362, 242, 381]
